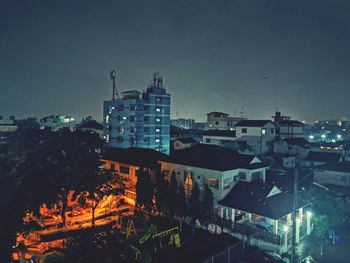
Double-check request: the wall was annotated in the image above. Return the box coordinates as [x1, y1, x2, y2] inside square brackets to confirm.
[314, 169, 350, 187]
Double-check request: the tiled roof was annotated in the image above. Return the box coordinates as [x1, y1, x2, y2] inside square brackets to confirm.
[316, 161, 350, 173]
[235, 120, 274, 127]
[277, 120, 304, 127]
[101, 147, 168, 168]
[203, 130, 236, 137]
[169, 144, 260, 171]
[306, 151, 342, 163]
[219, 180, 309, 220]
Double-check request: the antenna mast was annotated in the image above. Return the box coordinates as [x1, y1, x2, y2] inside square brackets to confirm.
[110, 70, 119, 100]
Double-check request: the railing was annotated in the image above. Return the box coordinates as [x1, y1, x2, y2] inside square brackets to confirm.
[216, 218, 283, 246]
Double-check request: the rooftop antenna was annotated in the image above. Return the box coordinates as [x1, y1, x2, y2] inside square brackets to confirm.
[240, 107, 246, 119]
[110, 70, 119, 100]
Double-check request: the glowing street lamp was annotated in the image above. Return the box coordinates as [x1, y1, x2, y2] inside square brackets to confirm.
[321, 134, 326, 139]
[337, 134, 342, 140]
[309, 135, 314, 140]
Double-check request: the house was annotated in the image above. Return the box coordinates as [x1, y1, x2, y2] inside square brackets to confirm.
[218, 179, 311, 254]
[202, 129, 236, 145]
[101, 147, 168, 205]
[234, 120, 277, 155]
[303, 151, 342, 167]
[274, 137, 311, 158]
[173, 137, 197, 150]
[39, 115, 77, 132]
[314, 161, 350, 188]
[160, 144, 268, 204]
[206, 112, 244, 130]
[272, 111, 304, 139]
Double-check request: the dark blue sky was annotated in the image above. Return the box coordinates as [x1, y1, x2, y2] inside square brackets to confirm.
[1, 0, 350, 122]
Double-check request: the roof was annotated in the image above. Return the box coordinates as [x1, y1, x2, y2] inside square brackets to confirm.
[277, 120, 304, 127]
[174, 137, 197, 144]
[219, 180, 309, 220]
[169, 144, 263, 171]
[101, 147, 168, 168]
[206, 111, 228, 116]
[283, 138, 311, 148]
[203, 130, 236, 138]
[316, 161, 350, 173]
[306, 151, 342, 163]
[235, 120, 274, 127]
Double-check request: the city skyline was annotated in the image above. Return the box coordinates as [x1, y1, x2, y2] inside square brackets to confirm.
[1, 0, 350, 122]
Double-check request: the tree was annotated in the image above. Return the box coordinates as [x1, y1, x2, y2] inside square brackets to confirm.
[200, 184, 215, 228]
[168, 171, 178, 218]
[176, 183, 187, 231]
[189, 183, 201, 223]
[135, 168, 154, 216]
[154, 168, 169, 215]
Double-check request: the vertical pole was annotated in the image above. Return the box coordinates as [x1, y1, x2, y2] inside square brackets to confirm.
[291, 163, 298, 263]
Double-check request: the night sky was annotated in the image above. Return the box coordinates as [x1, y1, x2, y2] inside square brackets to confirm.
[1, 0, 350, 122]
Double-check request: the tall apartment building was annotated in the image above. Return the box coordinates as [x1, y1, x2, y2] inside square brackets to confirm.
[103, 72, 170, 154]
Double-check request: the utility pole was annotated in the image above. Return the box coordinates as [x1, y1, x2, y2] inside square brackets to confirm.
[291, 162, 299, 263]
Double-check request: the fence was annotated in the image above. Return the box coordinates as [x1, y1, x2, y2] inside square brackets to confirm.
[215, 218, 283, 245]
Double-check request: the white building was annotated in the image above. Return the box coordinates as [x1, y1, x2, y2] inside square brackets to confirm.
[0, 117, 17, 133]
[206, 112, 244, 130]
[202, 130, 236, 145]
[39, 115, 77, 132]
[314, 162, 350, 188]
[235, 120, 277, 155]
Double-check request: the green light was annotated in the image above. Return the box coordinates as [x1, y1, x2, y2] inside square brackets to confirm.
[321, 134, 326, 139]
[309, 135, 314, 140]
[337, 134, 342, 139]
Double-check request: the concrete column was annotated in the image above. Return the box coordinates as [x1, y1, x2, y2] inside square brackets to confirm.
[231, 209, 235, 222]
[307, 214, 311, 235]
[274, 220, 279, 235]
[296, 222, 300, 244]
[284, 231, 288, 248]
[248, 213, 252, 222]
[299, 207, 303, 223]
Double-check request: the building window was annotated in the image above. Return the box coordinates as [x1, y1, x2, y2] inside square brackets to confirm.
[155, 139, 160, 143]
[208, 177, 219, 189]
[184, 172, 193, 198]
[239, 172, 246, 180]
[130, 116, 135, 122]
[251, 171, 262, 180]
[262, 128, 266, 135]
[156, 128, 161, 132]
[215, 121, 219, 125]
[120, 166, 130, 175]
[242, 128, 247, 134]
[156, 108, 161, 112]
[156, 118, 161, 122]
[271, 128, 275, 134]
[156, 97, 161, 102]
[129, 105, 136, 111]
[223, 178, 231, 190]
[205, 138, 211, 143]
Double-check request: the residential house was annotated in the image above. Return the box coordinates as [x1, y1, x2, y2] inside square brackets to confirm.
[303, 151, 342, 168]
[101, 147, 168, 205]
[314, 161, 350, 189]
[206, 112, 244, 130]
[274, 137, 311, 158]
[202, 129, 236, 145]
[160, 144, 268, 204]
[218, 179, 311, 254]
[234, 120, 277, 155]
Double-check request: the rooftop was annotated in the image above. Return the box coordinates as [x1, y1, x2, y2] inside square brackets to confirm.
[174, 137, 197, 144]
[235, 120, 274, 127]
[316, 161, 350, 173]
[169, 144, 265, 171]
[219, 180, 309, 220]
[101, 147, 168, 168]
[306, 151, 342, 163]
[203, 129, 236, 138]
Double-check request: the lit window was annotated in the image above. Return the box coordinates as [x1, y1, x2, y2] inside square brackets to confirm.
[156, 128, 160, 132]
[223, 178, 231, 190]
[122, 116, 127, 120]
[156, 118, 161, 122]
[156, 108, 161, 112]
[155, 139, 160, 143]
[262, 128, 266, 135]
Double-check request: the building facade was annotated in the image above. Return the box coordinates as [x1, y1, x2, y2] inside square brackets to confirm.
[103, 73, 171, 154]
[39, 115, 77, 132]
[206, 112, 244, 130]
